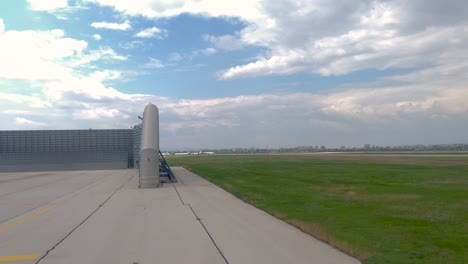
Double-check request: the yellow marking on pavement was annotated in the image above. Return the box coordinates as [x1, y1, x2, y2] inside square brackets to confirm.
[0, 203, 59, 233]
[0, 254, 39, 262]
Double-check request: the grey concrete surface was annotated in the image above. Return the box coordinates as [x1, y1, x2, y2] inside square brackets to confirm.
[172, 167, 360, 264]
[40, 175, 225, 264]
[0, 168, 360, 264]
[0, 170, 132, 263]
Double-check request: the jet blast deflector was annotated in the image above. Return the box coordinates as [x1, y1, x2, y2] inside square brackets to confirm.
[139, 103, 160, 188]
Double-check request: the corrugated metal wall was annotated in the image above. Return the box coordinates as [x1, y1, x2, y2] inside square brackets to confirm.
[132, 124, 142, 168]
[0, 129, 134, 172]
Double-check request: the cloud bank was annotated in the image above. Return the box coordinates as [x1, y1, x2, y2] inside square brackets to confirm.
[82, 0, 468, 80]
[1, 1, 467, 148]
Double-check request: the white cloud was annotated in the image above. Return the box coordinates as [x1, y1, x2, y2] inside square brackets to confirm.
[219, 50, 306, 79]
[0, 21, 136, 129]
[1, 62, 467, 146]
[92, 34, 102, 40]
[134, 27, 167, 39]
[42, 76, 131, 102]
[217, 1, 468, 79]
[155, 74, 468, 148]
[69, 47, 127, 66]
[26, 0, 68, 11]
[89, 70, 122, 82]
[82, 0, 276, 50]
[360, 2, 397, 27]
[82, 0, 468, 79]
[90, 47, 127, 61]
[0, 23, 127, 84]
[15, 117, 46, 126]
[204, 34, 244, 50]
[72, 107, 129, 120]
[143, 57, 164, 69]
[82, 0, 468, 80]
[1, 1, 467, 147]
[0, 92, 50, 109]
[200, 48, 217, 55]
[0, 27, 87, 81]
[90, 20, 131, 30]
[83, 0, 264, 21]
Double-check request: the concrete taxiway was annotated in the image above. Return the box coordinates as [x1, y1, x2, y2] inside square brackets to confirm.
[0, 168, 360, 264]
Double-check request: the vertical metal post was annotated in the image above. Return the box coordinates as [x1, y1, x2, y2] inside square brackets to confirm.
[139, 103, 160, 188]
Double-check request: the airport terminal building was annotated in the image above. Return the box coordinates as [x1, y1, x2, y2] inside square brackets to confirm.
[0, 126, 142, 172]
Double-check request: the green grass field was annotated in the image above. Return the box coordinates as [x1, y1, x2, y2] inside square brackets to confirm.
[166, 154, 468, 264]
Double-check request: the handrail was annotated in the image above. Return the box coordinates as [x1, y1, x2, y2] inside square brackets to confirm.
[159, 150, 177, 183]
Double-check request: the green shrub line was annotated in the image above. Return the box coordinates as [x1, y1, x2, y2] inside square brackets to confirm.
[166, 155, 468, 264]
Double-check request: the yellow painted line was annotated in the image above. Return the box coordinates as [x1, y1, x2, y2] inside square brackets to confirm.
[0, 254, 39, 262]
[0, 203, 59, 233]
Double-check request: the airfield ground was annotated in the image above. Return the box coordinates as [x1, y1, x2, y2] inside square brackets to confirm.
[166, 154, 468, 264]
[0, 167, 358, 264]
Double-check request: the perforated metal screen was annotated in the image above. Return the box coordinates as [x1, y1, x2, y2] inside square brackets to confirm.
[0, 129, 135, 172]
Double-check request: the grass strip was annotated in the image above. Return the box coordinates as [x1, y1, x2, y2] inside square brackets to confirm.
[166, 155, 468, 264]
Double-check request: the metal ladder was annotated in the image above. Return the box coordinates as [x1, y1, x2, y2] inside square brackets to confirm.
[159, 150, 177, 183]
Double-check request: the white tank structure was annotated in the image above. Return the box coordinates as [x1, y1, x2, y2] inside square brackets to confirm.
[139, 103, 160, 188]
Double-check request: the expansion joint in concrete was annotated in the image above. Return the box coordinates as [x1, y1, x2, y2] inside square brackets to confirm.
[35, 174, 134, 263]
[0, 173, 115, 225]
[172, 184, 229, 264]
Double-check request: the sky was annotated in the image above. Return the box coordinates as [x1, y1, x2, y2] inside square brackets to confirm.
[0, 0, 467, 150]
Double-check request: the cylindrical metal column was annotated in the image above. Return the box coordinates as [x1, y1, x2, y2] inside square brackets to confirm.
[139, 103, 160, 188]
